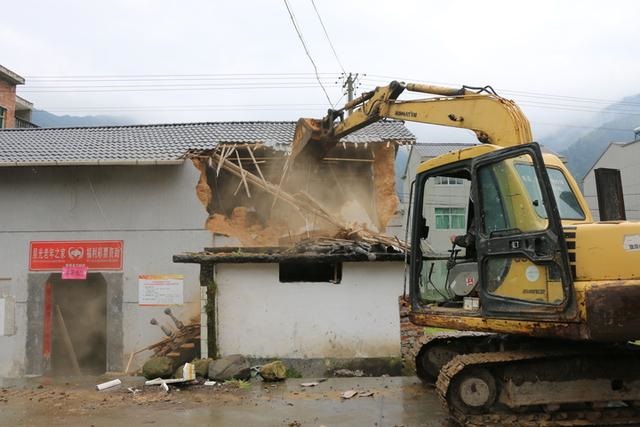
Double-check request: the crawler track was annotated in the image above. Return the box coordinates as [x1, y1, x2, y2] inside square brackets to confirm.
[436, 349, 640, 426]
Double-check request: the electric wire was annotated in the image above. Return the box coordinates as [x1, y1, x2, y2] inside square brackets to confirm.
[310, 0, 346, 74]
[363, 75, 640, 108]
[282, 0, 334, 106]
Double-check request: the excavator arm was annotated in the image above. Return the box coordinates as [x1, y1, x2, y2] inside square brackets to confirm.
[290, 80, 533, 165]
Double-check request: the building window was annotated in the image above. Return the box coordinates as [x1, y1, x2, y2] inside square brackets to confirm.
[279, 262, 342, 283]
[434, 176, 464, 185]
[0, 107, 5, 128]
[435, 207, 466, 229]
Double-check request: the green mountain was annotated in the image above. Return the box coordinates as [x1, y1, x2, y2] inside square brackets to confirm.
[31, 109, 136, 128]
[543, 95, 640, 183]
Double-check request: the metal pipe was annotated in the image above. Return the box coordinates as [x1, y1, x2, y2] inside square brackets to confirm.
[405, 82, 468, 97]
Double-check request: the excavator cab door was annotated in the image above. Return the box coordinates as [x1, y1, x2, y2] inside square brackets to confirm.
[471, 143, 576, 320]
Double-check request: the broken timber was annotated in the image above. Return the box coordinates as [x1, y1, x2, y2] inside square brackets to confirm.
[211, 151, 344, 229]
[207, 151, 409, 252]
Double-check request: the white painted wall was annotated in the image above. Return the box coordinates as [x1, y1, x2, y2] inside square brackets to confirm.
[583, 141, 640, 221]
[214, 262, 405, 358]
[0, 163, 212, 376]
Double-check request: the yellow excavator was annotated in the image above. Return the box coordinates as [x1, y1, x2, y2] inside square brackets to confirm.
[291, 80, 640, 426]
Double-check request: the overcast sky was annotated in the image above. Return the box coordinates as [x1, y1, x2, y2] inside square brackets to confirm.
[3, 0, 640, 142]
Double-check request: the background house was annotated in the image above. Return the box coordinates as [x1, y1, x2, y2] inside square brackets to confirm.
[0, 120, 414, 377]
[0, 65, 35, 129]
[582, 127, 640, 220]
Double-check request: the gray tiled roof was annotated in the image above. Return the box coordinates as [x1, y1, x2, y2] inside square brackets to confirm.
[412, 142, 477, 158]
[0, 120, 415, 166]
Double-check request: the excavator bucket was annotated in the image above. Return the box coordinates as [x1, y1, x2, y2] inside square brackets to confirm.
[289, 118, 339, 169]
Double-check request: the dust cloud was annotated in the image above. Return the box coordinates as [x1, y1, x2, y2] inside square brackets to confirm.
[195, 144, 400, 247]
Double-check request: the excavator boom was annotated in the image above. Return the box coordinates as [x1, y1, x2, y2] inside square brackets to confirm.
[289, 80, 533, 168]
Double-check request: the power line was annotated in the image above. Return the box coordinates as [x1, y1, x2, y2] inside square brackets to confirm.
[283, 0, 334, 106]
[25, 72, 338, 79]
[363, 75, 640, 108]
[20, 84, 341, 93]
[310, 0, 345, 74]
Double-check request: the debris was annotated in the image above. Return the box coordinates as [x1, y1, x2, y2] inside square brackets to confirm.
[193, 359, 213, 378]
[150, 318, 173, 337]
[300, 382, 320, 387]
[181, 362, 196, 381]
[95, 379, 122, 391]
[145, 363, 196, 386]
[172, 362, 197, 380]
[161, 382, 169, 393]
[340, 390, 358, 399]
[203, 381, 217, 386]
[208, 354, 251, 381]
[334, 369, 364, 377]
[127, 387, 140, 395]
[259, 360, 287, 382]
[164, 308, 185, 330]
[142, 357, 174, 380]
[358, 391, 374, 397]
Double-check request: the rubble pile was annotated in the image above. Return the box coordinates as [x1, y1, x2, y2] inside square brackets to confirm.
[191, 137, 407, 250]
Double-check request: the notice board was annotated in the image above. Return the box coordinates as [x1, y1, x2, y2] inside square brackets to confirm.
[138, 274, 184, 306]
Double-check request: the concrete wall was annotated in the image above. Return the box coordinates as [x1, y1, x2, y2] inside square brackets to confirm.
[583, 142, 640, 221]
[0, 163, 212, 376]
[213, 262, 405, 359]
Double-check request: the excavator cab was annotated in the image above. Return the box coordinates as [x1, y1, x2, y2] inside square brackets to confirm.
[410, 142, 577, 321]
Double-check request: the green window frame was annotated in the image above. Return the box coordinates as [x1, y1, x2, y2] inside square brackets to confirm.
[435, 207, 466, 229]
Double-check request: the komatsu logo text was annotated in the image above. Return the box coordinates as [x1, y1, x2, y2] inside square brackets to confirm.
[395, 111, 417, 118]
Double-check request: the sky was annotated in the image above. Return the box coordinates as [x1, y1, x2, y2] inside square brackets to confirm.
[3, 0, 640, 143]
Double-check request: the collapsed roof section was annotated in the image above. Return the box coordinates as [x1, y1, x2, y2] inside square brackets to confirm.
[189, 121, 415, 248]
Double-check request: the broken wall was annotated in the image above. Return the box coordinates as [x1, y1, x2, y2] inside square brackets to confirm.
[193, 142, 402, 247]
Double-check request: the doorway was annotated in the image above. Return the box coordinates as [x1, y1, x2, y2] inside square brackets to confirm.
[48, 273, 107, 375]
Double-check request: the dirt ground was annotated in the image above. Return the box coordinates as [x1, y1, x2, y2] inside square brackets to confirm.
[0, 375, 450, 427]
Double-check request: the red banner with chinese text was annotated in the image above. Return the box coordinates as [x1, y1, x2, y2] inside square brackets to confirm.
[29, 240, 123, 271]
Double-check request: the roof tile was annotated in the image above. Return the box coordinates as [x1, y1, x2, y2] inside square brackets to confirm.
[0, 120, 415, 165]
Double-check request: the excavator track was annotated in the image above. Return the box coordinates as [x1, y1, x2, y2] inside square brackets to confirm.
[414, 331, 498, 384]
[436, 348, 640, 426]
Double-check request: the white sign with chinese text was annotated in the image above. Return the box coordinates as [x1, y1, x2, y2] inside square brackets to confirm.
[138, 275, 184, 306]
[624, 234, 640, 252]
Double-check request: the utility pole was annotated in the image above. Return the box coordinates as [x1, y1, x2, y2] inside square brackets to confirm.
[340, 73, 360, 115]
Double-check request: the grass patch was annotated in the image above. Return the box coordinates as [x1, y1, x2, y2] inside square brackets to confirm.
[285, 367, 302, 378]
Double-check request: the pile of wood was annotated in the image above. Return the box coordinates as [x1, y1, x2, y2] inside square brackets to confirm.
[149, 322, 200, 358]
[125, 317, 200, 374]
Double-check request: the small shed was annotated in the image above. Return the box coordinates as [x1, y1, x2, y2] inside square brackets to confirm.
[174, 238, 406, 365]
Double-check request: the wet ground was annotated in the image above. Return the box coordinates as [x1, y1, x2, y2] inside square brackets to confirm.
[0, 375, 449, 427]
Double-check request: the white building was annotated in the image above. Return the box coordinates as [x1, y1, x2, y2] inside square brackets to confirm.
[582, 129, 640, 221]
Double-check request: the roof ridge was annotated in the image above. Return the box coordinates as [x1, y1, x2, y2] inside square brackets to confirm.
[0, 120, 306, 132]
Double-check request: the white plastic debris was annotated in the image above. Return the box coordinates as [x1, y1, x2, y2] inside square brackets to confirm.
[144, 363, 197, 386]
[204, 380, 217, 386]
[182, 362, 196, 381]
[96, 379, 121, 391]
[340, 390, 357, 399]
[161, 382, 170, 393]
[300, 382, 320, 387]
